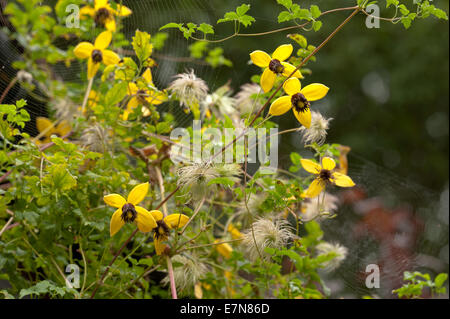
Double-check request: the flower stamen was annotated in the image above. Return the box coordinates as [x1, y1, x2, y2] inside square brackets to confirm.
[291, 92, 310, 113]
[121, 203, 137, 223]
[94, 7, 111, 25]
[268, 59, 284, 74]
[91, 49, 103, 63]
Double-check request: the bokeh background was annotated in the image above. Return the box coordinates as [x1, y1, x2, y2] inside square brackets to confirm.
[1, 0, 448, 298]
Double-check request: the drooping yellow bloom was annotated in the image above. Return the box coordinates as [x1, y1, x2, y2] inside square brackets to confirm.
[123, 68, 168, 120]
[249, 44, 303, 93]
[227, 224, 242, 240]
[269, 77, 329, 128]
[80, 0, 132, 32]
[149, 210, 189, 255]
[35, 117, 71, 145]
[78, 90, 100, 114]
[214, 239, 233, 259]
[301, 157, 355, 198]
[104, 182, 157, 236]
[73, 30, 120, 79]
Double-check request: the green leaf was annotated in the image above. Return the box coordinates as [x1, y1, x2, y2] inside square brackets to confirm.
[288, 34, 308, 48]
[198, 23, 214, 35]
[236, 4, 251, 16]
[132, 30, 153, 62]
[312, 20, 323, 31]
[276, 0, 292, 10]
[310, 5, 321, 19]
[435, 273, 448, 288]
[207, 177, 236, 188]
[278, 11, 293, 23]
[159, 22, 183, 30]
[105, 82, 128, 106]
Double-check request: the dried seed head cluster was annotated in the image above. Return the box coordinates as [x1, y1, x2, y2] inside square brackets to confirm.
[315, 242, 348, 272]
[168, 69, 208, 109]
[202, 83, 238, 120]
[234, 83, 262, 115]
[242, 218, 296, 261]
[17, 70, 33, 84]
[177, 162, 242, 201]
[80, 123, 109, 153]
[298, 111, 332, 145]
[162, 254, 207, 295]
[301, 192, 339, 222]
[52, 98, 78, 122]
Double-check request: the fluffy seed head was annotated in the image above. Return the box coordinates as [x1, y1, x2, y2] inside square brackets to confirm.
[80, 123, 109, 153]
[234, 83, 262, 115]
[177, 162, 242, 201]
[168, 69, 208, 108]
[316, 242, 348, 272]
[162, 254, 207, 295]
[242, 218, 296, 261]
[301, 192, 339, 222]
[298, 111, 332, 145]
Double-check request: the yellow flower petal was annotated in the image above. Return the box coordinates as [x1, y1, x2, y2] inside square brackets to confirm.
[153, 234, 167, 255]
[301, 83, 329, 102]
[272, 44, 293, 62]
[127, 82, 139, 95]
[147, 91, 167, 105]
[250, 50, 271, 68]
[36, 117, 53, 135]
[104, 194, 126, 208]
[293, 107, 311, 128]
[164, 214, 189, 229]
[150, 209, 164, 222]
[304, 178, 325, 198]
[102, 49, 120, 65]
[300, 159, 321, 174]
[331, 172, 355, 187]
[135, 206, 157, 232]
[73, 42, 94, 59]
[283, 77, 301, 96]
[94, 30, 112, 50]
[142, 68, 153, 84]
[116, 4, 132, 16]
[261, 67, 276, 93]
[104, 18, 116, 32]
[55, 120, 71, 137]
[110, 208, 125, 236]
[87, 57, 100, 79]
[95, 0, 108, 10]
[227, 224, 242, 239]
[269, 96, 291, 116]
[214, 240, 232, 259]
[321, 157, 336, 171]
[127, 182, 149, 205]
[80, 6, 95, 17]
[281, 62, 303, 78]
[127, 97, 139, 112]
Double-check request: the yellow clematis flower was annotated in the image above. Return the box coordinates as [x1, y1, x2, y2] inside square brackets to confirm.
[214, 239, 233, 259]
[80, 0, 132, 32]
[35, 117, 71, 145]
[227, 224, 243, 240]
[301, 157, 355, 198]
[269, 77, 329, 128]
[149, 210, 189, 255]
[104, 182, 157, 236]
[123, 68, 168, 120]
[249, 44, 303, 93]
[73, 30, 120, 79]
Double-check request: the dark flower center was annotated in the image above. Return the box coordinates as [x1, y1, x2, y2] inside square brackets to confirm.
[121, 203, 137, 223]
[94, 7, 111, 25]
[319, 169, 332, 182]
[268, 59, 284, 74]
[153, 220, 170, 239]
[291, 92, 310, 113]
[91, 49, 103, 63]
[136, 89, 148, 103]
